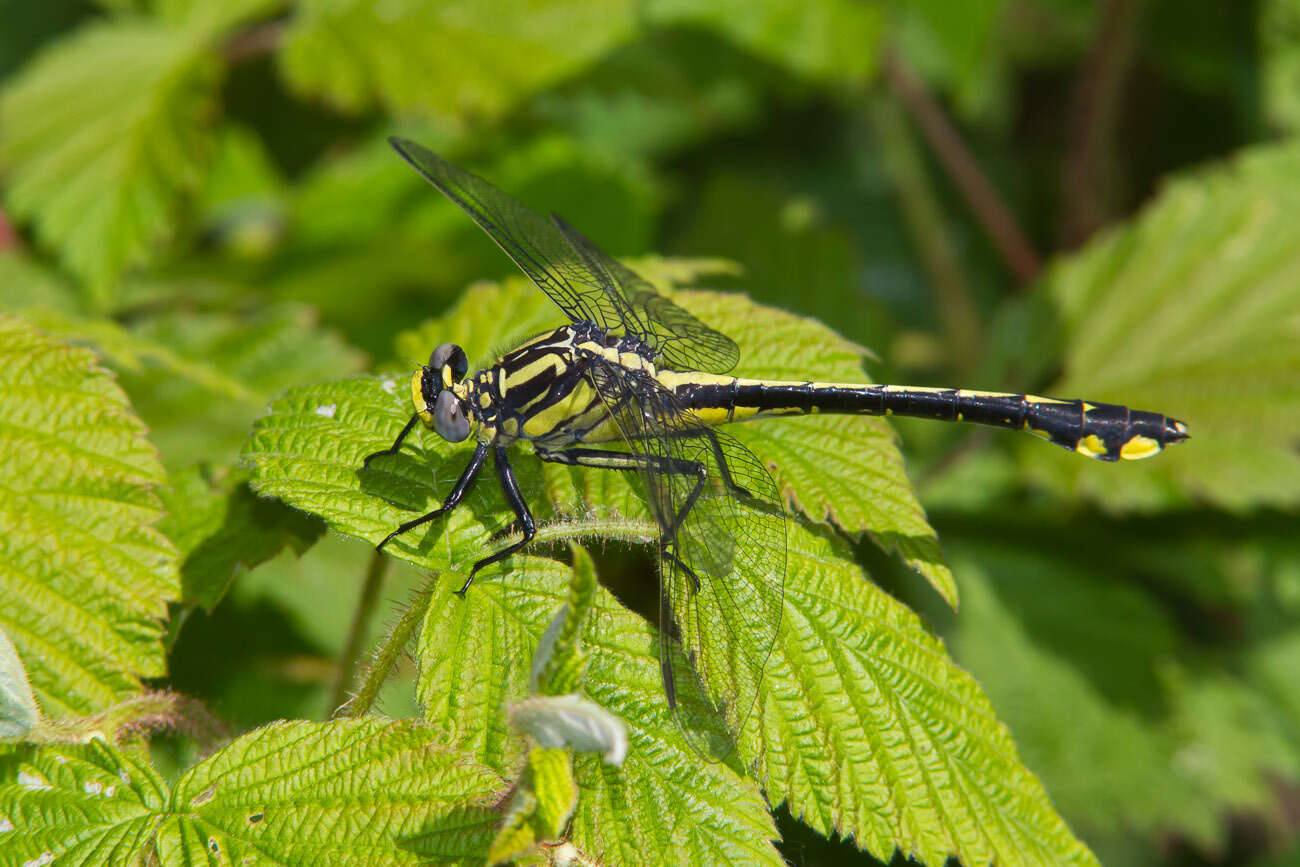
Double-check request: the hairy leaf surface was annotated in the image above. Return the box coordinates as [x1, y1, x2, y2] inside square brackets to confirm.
[0, 719, 501, 865]
[0, 316, 177, 716]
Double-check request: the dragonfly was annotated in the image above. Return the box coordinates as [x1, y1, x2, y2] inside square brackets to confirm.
[364, 137, 1190, 753]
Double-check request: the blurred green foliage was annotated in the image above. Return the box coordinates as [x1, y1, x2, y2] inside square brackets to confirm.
[2, 0, 1299, 865]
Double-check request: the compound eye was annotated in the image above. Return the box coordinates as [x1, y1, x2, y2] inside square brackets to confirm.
[428, 343, 468, 382]
[433, 390, 470, 443]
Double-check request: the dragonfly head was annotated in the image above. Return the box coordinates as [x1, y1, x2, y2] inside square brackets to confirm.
[412, 343, 473, 443]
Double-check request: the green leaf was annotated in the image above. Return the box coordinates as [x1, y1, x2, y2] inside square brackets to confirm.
[1261, 0, 1300, 134]
[157, 467, 325, 611]
[945, 539, 1300, 856]
[0, 15, 225, 300]
[118, 301, 365, 467]
[645, 0, 884, 82]
[0, 627, 39, 738]
[489, 746, 577, 864]
[1030, 142, 1300, 511]
[750, 525, 1092, 866]
[0, 316, 177, 717]
[0, 253, 263, 405]
[410, 529, 1092, 867]
[0, 738, 167, 865]
[529, 543, 599, 696]
[164, 718, 501, 865]
[415, 560, 785, 867]
[0, 719, 503, 865]
[279, 0, 636, 119]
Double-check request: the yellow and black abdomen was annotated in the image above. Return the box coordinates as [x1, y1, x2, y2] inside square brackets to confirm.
[668, 375, 1189, 462]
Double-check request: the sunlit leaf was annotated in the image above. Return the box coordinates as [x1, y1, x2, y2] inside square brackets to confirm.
[0, 738, 167, 865]
[749, 526, 1092, 866]
[0, 718, 502, 865]
[0, 316, 177, 717]
[279, 0, 635, 119]
[0, 6, 272, 301]
[1031, 142, 1300, 511]
[416, 560, 784, 867]
[164, 718, 501, 865]
[646, 0, 884, 82]
[412, 530, 1093, 867]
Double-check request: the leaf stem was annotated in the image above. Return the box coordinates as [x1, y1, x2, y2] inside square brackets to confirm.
[330, 549, 390, 715]
[336, 571, 436, 719]
[222, 19, 286, 64]
[0, 207, 19, 252]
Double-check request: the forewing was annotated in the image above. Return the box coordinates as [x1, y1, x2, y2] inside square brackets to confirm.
[586, 359, 784, 758]
[390, 137, 632, 332]
[554, 216, 741, 374]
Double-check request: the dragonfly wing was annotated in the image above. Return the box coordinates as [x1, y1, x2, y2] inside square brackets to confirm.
[586, 359, 784, 758]
[390, 137, 632, 333]
[553, 215, 741, 375]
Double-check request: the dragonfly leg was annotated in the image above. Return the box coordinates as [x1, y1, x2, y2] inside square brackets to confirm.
[536, 446, 710, 591]
[456, 446, 536, 596]
[375, 440, 488, 552]
[661, 425, 754, 501]
[362, 414, 419, 468]
[659, 593, 683, 709]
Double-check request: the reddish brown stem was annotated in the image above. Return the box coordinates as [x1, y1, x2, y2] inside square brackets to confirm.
[222, 19, 286, 64]
[882, 50, 1042, 286]
[1060, 0, 1145, 248]
[0, 207, 20, 252]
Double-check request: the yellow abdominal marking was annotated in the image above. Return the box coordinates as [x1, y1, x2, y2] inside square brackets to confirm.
[1119, 435, 1161, 460]
[1075, 434, 1108, 458]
